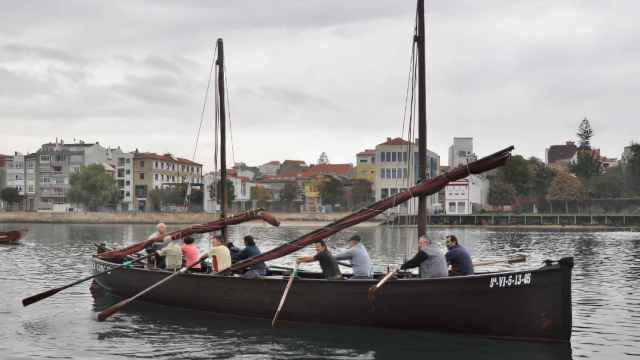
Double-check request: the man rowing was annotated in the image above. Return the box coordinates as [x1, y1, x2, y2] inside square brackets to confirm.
[233, 235, 268, 278]
[334, 235, 373, 279]
[445, 235, 474, 276]
[400, 236, 448, 278]
[207, 235, 232, 273]
[296, 240, 342, 280]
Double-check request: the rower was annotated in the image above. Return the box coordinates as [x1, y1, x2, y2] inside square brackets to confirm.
[145, 222, 171, 268]
[445, 235, 474, 276]
[233, 235, 268, 278]
[334, 235, 373, 279]
[207, 235, 232, 273]
[400, 236, 448, 278]
[296, 240, 342, 280]
[157, 238, 182, 272]
[181, 236, 202, 273]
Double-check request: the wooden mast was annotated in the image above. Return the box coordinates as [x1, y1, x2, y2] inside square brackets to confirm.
[216, 38, 227, 241]
[416, 0, 427, 236]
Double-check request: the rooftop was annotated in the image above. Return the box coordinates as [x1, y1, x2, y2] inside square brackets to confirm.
[357, 149, 376, 156]
[378, 137, 412, 146]
[547, 141, 578, 163]
[133, 152, 202, 166]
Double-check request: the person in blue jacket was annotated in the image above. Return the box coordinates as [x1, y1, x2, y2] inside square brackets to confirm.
[445, 235, 474, 276]
[233, 235, 267, 277]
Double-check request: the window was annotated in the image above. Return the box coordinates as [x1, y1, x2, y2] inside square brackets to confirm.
[391, 168, 397, 178]
[359, 159, 367, 164]
[390, 188, 398, 196]
[125, 180, 130, 186]
[458, 202, 466, 213]
[392, 152, 397, 162]
[117, 180, 125, 188]
[387, 152, 392, 161]
[161, 162, 165, 169]
[371, 157, 375, 164]
[385, 169, 391, 178]
[403, 168, 408, 178]
[125, 191, 130, 197]
[449, 202, 456, 213]
[126, 158, 130, 163]
[140, 160, 145, 167]
[380, 152, 385, 162]
[403, 152, 407, 162]
[40, 155, 50, 162]
[117, 169, 124, 177]
[118, 158, 125, 166]
[381, 188, 389, 199]
[458, 150, 467, 157]
[135, 185, 147, 198]
[126, 169, 130, 175]
[380, 169, 385, 179]
[154, 174, 159, 181]
[139, 173, 145, 180]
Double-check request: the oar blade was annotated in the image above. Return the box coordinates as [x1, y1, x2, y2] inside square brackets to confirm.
[367, 286, 377, 304]
[97, 298, 131, 322]
[507, 255, 527, 264]
[22, 288, 62, 307]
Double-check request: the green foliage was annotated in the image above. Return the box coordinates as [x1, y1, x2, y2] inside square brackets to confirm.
[577, 117, 594, 149]
[528, 157, 557, 198]
[1, 187, 21, 205]
[547, 171, 585, 201]
[624, 143, 640, 196]
[280, 182, 298, 203]
[570, 150, 601, 181]
[488, 180, 515, 206]
[350, 179, 374, 208]
[590, 166, 624, 198]
[319, 176, 344, 206]
[495, 155, 532, 196]
[67, 164, 119, 211]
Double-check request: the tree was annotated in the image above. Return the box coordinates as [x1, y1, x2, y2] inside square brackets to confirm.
[280, 182, 298, 203]
[528, 158, 557, 198]
[67, 164, 119, 211]
[570, 150, 601, 181]
[488, 180, 515, 209]
[319, 176, 345, 207]
[624, 143, 640, 196]
[1, 187, 22, 209]
[547, 171, 585, 213]
[590, 166, 624, 198]
[495, 155, 532, 196]
[577, 117, 594, 149]
[350, 179, 374, 208]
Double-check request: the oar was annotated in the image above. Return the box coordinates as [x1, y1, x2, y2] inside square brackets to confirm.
[97, 253, 209, 322]
[22, 253, 154, 307]
[368, 268, 398, 304]
[272, 262, 299, 327]
[474, 254, 527, 267]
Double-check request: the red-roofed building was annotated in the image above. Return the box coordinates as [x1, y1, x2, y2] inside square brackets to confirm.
[355, 149, 376, 183]
[259, 160, 281, 177]
[278, 160, 307, 177]
[545, 141, 578, 169]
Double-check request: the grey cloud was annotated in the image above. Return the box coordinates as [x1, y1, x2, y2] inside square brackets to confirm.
[2, 44, 88, 65]
[0, 67, 51, 98]
[239, 85, 341, 112]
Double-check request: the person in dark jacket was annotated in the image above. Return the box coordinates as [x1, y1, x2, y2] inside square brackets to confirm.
[445, 235, 474, 276]
[297, 240, 342, 280]
[400, 236, 448, 278]
[233, 235, 267, 277]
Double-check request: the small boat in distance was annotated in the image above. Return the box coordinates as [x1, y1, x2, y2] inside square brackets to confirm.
[0, 229, 28, 244]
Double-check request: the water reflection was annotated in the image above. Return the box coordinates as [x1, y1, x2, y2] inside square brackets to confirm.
[1, 223, 639, 359]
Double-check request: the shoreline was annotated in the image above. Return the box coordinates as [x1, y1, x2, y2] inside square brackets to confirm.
[0, 211, 637, 230]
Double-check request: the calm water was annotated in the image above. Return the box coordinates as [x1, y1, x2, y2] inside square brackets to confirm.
[1, 222, 639, 359]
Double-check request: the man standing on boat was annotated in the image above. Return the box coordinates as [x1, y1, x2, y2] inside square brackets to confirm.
[207, 235, 232, 273]
[233, 235, 267, 278]
[334, 235, 373, 279]
[400, 236, 448, 278]
[445, 235, 474, 276]
[296, 240, 342, 280]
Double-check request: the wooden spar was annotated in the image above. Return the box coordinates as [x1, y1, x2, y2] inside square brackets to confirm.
[217, 38, 227, 241]
[227, 146, 513, 273]
[416, 0, 427, 237]
[368, 268, 398, 304]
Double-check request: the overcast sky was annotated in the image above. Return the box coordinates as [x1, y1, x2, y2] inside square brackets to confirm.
[1, 0, 638, 170]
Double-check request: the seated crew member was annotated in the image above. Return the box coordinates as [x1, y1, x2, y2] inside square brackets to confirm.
[296, 240, 342, 280]
[445, 235, 474, 276]
[233, 235, 267, 277]
[157, 238, 182, 271]
[145, 222, 172, 268]
[181, 236, 202, 272]
[400, 236, 448, 278]
[207, 235, 232, 273]
[226, 241, 241, 259]
[334, 235, 373, 279]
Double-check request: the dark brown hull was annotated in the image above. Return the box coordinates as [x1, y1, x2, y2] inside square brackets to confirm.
[0, 230, 26, 244]
[92, 257, 573, 342]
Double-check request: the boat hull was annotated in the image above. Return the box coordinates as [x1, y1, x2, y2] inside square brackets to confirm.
[0, 230, 26, 244]
[92, 257, 572, 342]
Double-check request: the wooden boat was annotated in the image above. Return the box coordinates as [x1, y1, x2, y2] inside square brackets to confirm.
[0, 229, 27, 244]
[92, 256, 573, 342]
[91, 0, 573, 343]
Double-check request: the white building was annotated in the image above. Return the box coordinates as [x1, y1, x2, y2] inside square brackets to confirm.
[6, 152, 25, 196]
[203, 172, 256, 213]
[110, 149, 134, 211]
[448, 137, 475, 168]
[259, 161, 280, 177]
[444, 175, 489, 215]
[374, 137, 440, 215]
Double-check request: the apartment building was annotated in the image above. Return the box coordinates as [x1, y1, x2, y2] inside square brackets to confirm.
[131, 152, 203, 211]
[354, 149, 376, 183]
